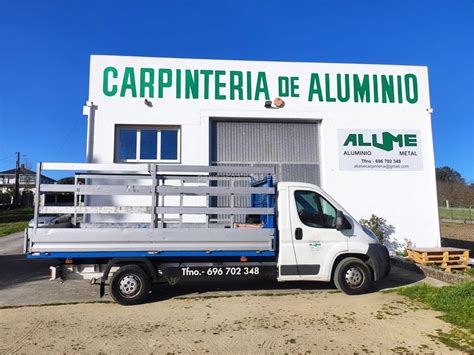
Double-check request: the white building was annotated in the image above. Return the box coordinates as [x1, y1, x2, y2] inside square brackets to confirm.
[83, 55, 440, 248]
[0, 165, 55, 193]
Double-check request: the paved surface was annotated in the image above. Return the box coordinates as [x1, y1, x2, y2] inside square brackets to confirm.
[0, 232, 447, 307]
[0, 232, 24, 256]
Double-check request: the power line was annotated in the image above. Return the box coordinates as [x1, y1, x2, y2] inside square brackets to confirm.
[0, 153, 15, 163]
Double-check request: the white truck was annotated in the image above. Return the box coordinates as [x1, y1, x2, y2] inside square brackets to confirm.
[25, 163, 390, 305]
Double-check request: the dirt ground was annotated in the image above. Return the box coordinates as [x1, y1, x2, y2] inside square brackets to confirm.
[441, 222, 474, 241]
[0, 291, 460, 354]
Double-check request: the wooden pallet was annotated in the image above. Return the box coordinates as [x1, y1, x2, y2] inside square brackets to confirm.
[407, 247, 470, 273]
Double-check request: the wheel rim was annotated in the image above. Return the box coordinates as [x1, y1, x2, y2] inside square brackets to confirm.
[344, 266, 364, 288]
[119, 274, 142, 298]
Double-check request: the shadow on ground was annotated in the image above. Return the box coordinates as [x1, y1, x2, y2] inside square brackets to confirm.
[0, 254, 59, 290]
[442, 237, 474, 254]
[0, 253, 426, 306]
[145, 265, 426, 303]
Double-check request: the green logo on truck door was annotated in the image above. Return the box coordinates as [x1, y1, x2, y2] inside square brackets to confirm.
[343, 132, 417, 152]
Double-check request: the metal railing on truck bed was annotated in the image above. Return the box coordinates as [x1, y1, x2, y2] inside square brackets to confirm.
[26, 163, 276, 258]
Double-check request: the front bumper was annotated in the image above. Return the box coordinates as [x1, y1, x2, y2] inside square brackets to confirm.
[366, 243, 391, 281]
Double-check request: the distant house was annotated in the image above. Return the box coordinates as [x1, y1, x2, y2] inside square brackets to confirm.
[0, 165, 56, 194]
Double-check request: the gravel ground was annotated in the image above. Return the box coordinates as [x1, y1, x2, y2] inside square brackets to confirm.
[0, 290, 460, 354]
[440, 223, 474, 242]
[0, 231, 461, 353]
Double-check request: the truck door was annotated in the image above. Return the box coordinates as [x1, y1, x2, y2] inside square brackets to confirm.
[287, 188, 348, 280]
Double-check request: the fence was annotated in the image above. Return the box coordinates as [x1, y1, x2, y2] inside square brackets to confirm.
[438, 206, 474, 224]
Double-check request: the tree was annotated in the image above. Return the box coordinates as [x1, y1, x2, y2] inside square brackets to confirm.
[57, 177, 75, 184]
[436, 166, 465, 184]
[435, 166, 473, 207]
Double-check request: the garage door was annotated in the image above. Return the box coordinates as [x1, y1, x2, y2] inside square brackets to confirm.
[210, 120, 321, 185]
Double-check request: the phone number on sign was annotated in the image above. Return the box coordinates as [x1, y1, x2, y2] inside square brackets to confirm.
[181, 266, 260, 276]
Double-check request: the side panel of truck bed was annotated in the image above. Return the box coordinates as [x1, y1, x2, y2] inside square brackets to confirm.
[28, 227, 275, 253]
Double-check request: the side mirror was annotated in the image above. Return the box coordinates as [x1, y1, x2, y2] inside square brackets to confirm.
[336, 210, 344, 231]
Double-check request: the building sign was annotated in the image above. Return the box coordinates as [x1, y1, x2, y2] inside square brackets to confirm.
[102, 66, 419, 104]
[338, 129, 423, 171]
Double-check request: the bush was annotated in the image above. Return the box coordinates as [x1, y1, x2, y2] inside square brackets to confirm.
[359, 214, 395, 244]
[0, 193, 12, 205]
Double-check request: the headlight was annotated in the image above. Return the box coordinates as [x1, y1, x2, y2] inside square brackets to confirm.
[362, 226, 379, 243]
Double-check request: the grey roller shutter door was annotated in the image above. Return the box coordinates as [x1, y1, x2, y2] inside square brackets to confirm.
[210, 120, 321, 185]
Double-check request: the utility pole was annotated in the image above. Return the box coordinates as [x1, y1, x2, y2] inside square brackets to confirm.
[13, 152, 20, 207]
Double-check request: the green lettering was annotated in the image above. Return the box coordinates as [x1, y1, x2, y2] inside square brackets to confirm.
[325, 74, 336, 102]
[308, 74, 323, 102]
[353, 74, 370, 103]
[404, 134, 417, 146]
[381, 75, 395, 103]
[336, 74, 350, 102]
[343, 134, 357, 146]
[120, 67, 137, 97]
[278, 76, 290, 97]
[290, 77, 299, 97]
[103, 67, 118, 96]
[246, 72, 252, 100]
[200, 70, 213, 100]
[229, 71, 243, 100]
[139, 68, 154, 98]
[358, 133, 371, 146]
[373, 75, 379, 103]
[185, 69, 199, 99]
[214, 70, 226, 100]
[389, 132, 403, 149]
[254, 72, 269, 100]
[405, 74, 418, 104]
[176, 69, 181, 99]
[158, 69, 172, 98]
[397, 75, 403, 103]
[372, 132, 403, 151]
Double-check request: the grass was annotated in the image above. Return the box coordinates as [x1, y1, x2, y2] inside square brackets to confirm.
[0, 221, 28, 237]
[461, 268, 474, 278]
[395, 282, 474, 351]
[0, 208, 32, 237]
[439, 207, 473, 221]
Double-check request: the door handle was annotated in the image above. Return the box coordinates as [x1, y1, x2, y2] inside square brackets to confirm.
[295, 227, 303, 240]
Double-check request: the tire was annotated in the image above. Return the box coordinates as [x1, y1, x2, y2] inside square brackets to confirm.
[333, 257, 372, 295]
[110, 264, 151, 305]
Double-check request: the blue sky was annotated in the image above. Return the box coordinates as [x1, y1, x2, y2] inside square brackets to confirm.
[0, 0, 473, 181]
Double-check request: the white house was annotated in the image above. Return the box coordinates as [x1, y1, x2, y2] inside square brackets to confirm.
[0, 165, 55, 194]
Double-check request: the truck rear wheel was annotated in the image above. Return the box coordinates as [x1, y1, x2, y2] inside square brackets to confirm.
[110, 265, 151, 305]
[334, 257, 372, 295]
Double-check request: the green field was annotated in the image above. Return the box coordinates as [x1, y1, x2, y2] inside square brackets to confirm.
[439, 207, 473, 221]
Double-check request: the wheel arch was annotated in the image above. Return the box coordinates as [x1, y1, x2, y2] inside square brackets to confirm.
[99, 258, 159, 297]
[330, 253, 373, 282]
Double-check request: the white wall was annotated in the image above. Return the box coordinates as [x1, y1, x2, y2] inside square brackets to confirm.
[87, 55, 440, 247]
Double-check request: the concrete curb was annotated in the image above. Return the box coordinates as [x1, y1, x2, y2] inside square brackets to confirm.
[391, 256, 471, 285]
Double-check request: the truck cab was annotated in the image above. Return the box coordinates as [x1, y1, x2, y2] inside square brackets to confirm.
[277, 182, 390, 294]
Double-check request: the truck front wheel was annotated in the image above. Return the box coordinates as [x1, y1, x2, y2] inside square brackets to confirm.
[110, 265, 151, 305]
[333, 257, 372, 295]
